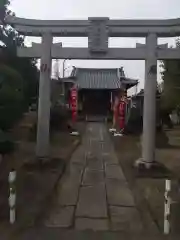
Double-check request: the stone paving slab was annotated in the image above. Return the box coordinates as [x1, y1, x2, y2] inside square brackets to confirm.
[102, 154, 118, 165]
[101, 143, 113, 152]
[44, 206, 74, 228]
[109, 206, 143, 232]
[58, 182, 80, 206]
[75, 218, 109, 231]
[105, 164, 126, 181]
[76, 183, 107, 218]
[89, 149, 102, 157]
[62, 163, 83, 183]
[106, 179, 135, 207]
[18, 228, 174, 240]
[89, 137, 100, 141]
[71, 158, 86, 166]
[82, 169, 104, 186]
[71, 150, 86, 166]
[68, 163, 84, 179]
[86, 156, 103, 170]
[58, 173, 81, 206]
[89, 141, 102, 150]
[87, 160, 103, 170]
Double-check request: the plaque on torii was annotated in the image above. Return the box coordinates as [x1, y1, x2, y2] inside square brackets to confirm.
[88, 17, 109, 54]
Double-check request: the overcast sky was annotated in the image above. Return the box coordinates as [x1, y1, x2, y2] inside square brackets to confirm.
[10, 0, 180, 94]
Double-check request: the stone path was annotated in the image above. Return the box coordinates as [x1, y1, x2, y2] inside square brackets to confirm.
[43, 123, 143, 231]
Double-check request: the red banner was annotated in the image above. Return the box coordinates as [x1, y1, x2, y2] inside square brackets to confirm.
[113, 97, 119, 126]
[119, 98, 126, 130]
[70, 86, 78, 123]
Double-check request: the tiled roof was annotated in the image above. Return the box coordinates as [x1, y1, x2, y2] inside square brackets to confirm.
[121, 77, 139, 88]
[132, 89, 161, 99]
[70, 67, 138, 90]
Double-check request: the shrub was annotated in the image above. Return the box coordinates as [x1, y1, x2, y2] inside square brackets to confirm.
[126, 107, 143, 134]
[28, 123, 37, 141]
[0, 129, 15, 156]
[28, 105, 70, 141]
[50, 105, 69, 131]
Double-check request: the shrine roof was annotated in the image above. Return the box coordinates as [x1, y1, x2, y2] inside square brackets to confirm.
[70, 67, 138, 90]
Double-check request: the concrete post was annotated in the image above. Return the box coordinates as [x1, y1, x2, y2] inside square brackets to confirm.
[9, 170, 16, 224]
[36, 32, 52, 158]
[164, 179, 171, 234]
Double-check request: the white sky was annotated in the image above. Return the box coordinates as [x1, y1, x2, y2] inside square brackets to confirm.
[10, 0, 180, 94]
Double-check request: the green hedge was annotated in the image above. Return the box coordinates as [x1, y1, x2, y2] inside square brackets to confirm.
[0, 130, 15, 155]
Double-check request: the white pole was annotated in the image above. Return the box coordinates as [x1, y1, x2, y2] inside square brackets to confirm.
[164, 179, 171, 234]
[8, 170, 16, 224]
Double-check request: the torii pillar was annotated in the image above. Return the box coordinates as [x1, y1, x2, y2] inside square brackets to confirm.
[36, 32, 52, 159]
[143, 33, 157, 167]
[135, 34, 167, 169]
[32, 37, 62, 159]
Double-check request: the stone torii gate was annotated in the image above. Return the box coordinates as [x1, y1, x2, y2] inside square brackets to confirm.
[5, 16, 180, 168]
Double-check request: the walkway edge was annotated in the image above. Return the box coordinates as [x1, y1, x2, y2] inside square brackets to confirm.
[35, 138, 82, 224]
[10, 137, 82, 238]
[107, 127, 159, 233]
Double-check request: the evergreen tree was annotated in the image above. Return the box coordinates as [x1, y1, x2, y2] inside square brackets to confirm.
[0, 0, 39, 130]
[160, 39, 180, 113]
